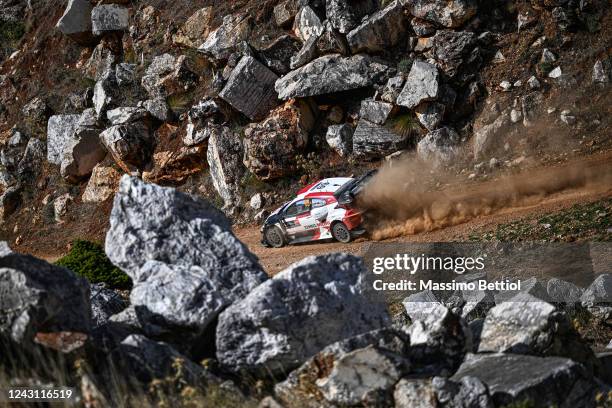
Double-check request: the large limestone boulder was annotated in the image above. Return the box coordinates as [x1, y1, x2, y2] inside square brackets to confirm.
[580, 274, 612, 306]
[400, 0, 478, 28]
[417, 127, 462, 167]
[219, 56, 280, 121]
[105, 177, 267, 348]
[473, 113, 510, 160]
[0, 242, 90, 344]
[397, 61, 440, 109]
[256, 35, 302, 75]
[452, 354, 596, 408]
[207, 125, 246, 208]
[56, 0, 93, 44]
[46, 114, 80, 165]
[274, 0, 299, 27]
[347, 1, 407, 53]
[327, 0, 379, 34]
[352, 119, 410, 159]
[276, 54, 390, 100]
[216, 253, 391, 376]
[243, 100, 316, 180]
[91, 4, 129, 36]
[198, 14, 251, 62]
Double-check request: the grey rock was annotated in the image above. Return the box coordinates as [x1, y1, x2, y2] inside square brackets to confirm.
[452, 354, 595, 408]
[143, 98, 171, 122]
[493, 277, 551, 303]
[274, 0, 299, 27]
[548, 66, 562, 79]
[56, 0, 93, 42]
[60, 112, 106, 183]
[402, 290, 444, 322]
[359, 99, 393, 125]
[521, 92, 544, 127]
[352, 119, 411, 159]
[276, 54, 390, 100]
[347, 1, 407, 54]
[394, 378, 437, 408]
[431, 30, 476, 79]
[0, 243, 90, 343]
[406, 303, 469, 375]
[207, 125, 246, 208]
[46, 114, 80, 165]
[277, 326, 411, 407]
[293, 6, 323, 41]
[592, 60, 609, 84]
[141, 54, 198, 99]
[18, 138, 46, 179]
[432, 376, 493, 408]
[540, 48, 556, 64]
[547, 278, 584, 305]
[326, 0, 378, 34]
[113, 334, 216, 385]
[219, 56, 280, 121]
[316, 21, 350, 55]
[216, 253, 390, 375]
[473, 113, 510, 160]
[183, 98, 224, 146]
[581, 274, 612, 306]
[318, 346, 409, 406]
[415, 102, 445, 131]
[380, 74, 406, 104]
[326, 124, 354, 157]
[99, 121, 154, 172]
[106, 174, 264, 277]
[417, 127, 462, 167]
[90, 283, 127, 328]
[106, 107, 148, 126]
[410, 18, 437, 37]
[478, 293, 565, 354]
[84, 43, 116, 81]
[400, 0, 478, 28]
[91, 4, 129, 36]
[129, 261, 229, 344]
[290, 34, 319, 70]
[0, 186, 21, 220]
[250, 193, 264, 210]
[115, 63, 136, 86]
[93, 69, 118, 119]
[257, 35, 301, 75]
[397, 61, 440, 109]
[199, 14, 251, 62]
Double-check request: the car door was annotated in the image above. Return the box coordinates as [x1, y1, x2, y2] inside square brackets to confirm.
[282, 199, 316, 241]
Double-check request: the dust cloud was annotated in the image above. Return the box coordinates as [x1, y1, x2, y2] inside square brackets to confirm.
[358, 153, 612, 240]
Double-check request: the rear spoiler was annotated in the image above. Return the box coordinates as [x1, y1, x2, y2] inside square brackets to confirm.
[334, 170, 378, 205]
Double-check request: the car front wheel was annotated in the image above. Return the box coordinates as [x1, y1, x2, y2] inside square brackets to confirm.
[265, 226, 286, 248]
[332, 222, 352, 243]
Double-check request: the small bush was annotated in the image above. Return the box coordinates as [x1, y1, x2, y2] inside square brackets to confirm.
[56, 240, 132, 289]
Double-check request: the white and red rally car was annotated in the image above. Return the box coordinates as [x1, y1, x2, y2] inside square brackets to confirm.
[261, 172, 375, 248]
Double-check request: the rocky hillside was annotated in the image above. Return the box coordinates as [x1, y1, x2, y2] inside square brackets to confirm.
[0, 0, 609, 256]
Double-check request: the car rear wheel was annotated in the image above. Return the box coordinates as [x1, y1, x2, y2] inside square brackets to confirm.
[332, 222, 352, 243]
[265, 226, 286, 248]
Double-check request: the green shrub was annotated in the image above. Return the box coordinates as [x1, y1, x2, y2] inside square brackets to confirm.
[56, 240, 132, 289]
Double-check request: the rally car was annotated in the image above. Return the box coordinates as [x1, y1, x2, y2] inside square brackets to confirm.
[261, 172, 376, 248]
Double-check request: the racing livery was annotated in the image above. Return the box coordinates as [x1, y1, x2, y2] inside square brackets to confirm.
[261, 172, 375, 248]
